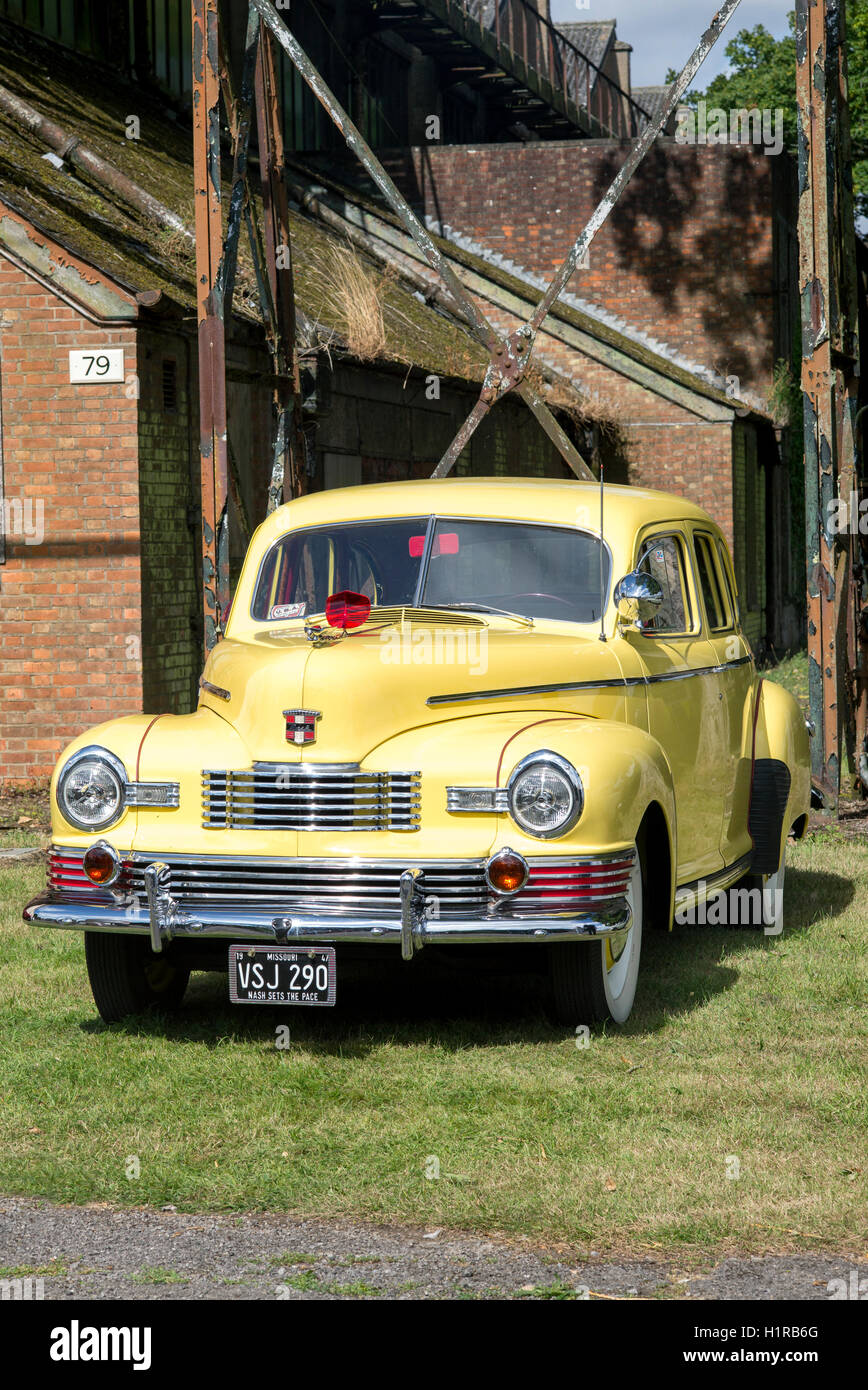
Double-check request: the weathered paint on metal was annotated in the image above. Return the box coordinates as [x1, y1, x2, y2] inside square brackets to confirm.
[247, 0, 499, 354]
[796, 0, 865, 810]
[193, 0, 230, 652]
[254, 17, 306, 507]
[220, 3, 259, 325]
[0, 205, 138, 320]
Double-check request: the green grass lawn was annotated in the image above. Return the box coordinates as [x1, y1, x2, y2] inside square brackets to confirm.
[2, 831, 866, 1259]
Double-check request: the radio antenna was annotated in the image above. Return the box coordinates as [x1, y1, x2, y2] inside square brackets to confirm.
[598, 462, 606, 643]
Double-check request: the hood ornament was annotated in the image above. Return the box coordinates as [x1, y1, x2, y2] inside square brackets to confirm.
[283, 709, 322, 745]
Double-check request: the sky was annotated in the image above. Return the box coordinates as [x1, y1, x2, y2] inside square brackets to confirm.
[549, 0, 792, 89]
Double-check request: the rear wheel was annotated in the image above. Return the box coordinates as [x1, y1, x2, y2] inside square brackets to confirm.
[548, 845, 644, 1026]
[84, 932, 190, 1023]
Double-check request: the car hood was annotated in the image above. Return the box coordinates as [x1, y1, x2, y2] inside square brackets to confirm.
[199, 618, 629, 765]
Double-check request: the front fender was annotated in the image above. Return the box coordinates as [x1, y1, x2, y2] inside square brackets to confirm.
[48, 708, 249, 852]
[49, 714, 162, 849]
[375, 712, 677, 873]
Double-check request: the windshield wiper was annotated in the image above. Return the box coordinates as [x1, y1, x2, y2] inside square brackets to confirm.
[425, 602, 534, 629]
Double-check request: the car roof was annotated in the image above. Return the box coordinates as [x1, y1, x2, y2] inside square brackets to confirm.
[256, 477, 719, 543]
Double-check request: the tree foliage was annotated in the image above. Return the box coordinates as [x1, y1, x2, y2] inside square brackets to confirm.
[667, 5, 868, 216]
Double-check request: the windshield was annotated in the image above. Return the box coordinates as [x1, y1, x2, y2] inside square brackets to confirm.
[251, 517, 609, 624]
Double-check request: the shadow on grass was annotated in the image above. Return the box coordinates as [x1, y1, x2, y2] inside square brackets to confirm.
[79, 867, 854, 1051]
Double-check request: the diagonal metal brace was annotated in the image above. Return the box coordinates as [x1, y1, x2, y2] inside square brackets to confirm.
[247, 0, 742, 483]
[247, 0, 591, 478]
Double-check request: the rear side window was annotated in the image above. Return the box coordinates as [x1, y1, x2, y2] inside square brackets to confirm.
[636, 534, 692, 634]
[716, 540, 740, 625]
[694, 533, 731, 631]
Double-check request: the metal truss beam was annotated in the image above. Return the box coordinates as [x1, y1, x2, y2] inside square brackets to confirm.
[248, 0, 742, 480]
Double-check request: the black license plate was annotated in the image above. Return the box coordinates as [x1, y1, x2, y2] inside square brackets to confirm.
[228, 945, 336, 1006]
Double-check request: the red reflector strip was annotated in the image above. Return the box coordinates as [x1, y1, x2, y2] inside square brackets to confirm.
[48, 850, 131, 894]
[514, 858, 634, 906]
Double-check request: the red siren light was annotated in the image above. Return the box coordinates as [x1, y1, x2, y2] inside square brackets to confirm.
[325, 590, 371, 629]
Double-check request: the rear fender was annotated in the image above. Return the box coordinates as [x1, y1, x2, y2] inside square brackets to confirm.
[750, 679, 811, 873]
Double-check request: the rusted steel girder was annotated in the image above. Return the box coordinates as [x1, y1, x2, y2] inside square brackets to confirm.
[254, 19, 307, 508]
[248, 0, 741, 481]
[219, 3, 259, 325]
[192, 0, 230, 654]
[796, 0, 864, 811]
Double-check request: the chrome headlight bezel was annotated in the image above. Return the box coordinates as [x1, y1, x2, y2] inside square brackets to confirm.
[506, 751, 584, 840]
[56, 746, 128, 833]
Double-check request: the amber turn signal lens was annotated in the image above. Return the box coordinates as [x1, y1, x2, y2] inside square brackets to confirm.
[485, 849, 529, 895]
[83, 843, 119, 885]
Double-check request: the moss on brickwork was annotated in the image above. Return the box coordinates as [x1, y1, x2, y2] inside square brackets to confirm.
[0, 19, 487, 383]
[732, 422, 766, 649]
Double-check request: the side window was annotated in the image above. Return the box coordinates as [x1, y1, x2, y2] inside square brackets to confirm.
[716, 540, 740, 626]
[694, 533, 731, 632]
[636, 534, 692, 634]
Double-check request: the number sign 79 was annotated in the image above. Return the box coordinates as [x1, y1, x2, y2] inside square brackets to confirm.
[68, 348, 125, 384]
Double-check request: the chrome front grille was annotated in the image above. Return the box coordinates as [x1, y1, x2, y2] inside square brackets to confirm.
[202, 763, 422, 832]
[125, 855, 488, 918]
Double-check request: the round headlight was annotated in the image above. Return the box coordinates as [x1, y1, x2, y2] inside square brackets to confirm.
[57, 748, 126, 832]
[507, 752, 583, 840]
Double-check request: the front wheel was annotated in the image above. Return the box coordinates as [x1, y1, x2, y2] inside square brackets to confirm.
[84, 932, 190, 1023]
[548, 845, 644, 1026]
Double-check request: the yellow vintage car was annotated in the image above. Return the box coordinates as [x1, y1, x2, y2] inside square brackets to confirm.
[25, 478, 811, 1026]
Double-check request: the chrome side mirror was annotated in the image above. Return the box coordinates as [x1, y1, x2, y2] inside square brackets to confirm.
[613, 570, 663, 630]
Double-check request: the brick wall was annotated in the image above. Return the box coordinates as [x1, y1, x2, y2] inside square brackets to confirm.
[405, 140, 784, 395]
[0, 255, 141, 784]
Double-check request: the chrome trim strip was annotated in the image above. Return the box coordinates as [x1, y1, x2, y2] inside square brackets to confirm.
[199, 678, 231, 701]
[400, 867, 424, 960]
[675, 853, 752, 908]
[429, 678, 639, 705]
[427, 656, 754, 705]
[446, 787, 509, 813]
[126, 782, 180, 808]
[53, 846, 634, 872]
[24, 894, 632, 945]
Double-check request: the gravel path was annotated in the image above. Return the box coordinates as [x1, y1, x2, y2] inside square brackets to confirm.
[0, 1197, 863, 1301]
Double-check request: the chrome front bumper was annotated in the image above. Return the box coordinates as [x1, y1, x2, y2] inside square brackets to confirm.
[24, 863, 631, 963]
